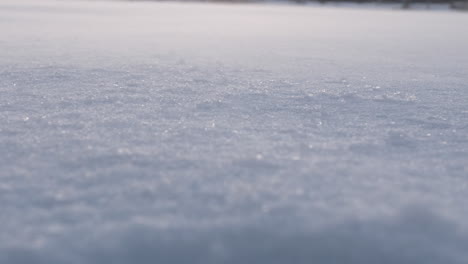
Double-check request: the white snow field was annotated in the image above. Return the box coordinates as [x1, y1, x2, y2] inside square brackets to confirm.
[1, 0, 468, 263]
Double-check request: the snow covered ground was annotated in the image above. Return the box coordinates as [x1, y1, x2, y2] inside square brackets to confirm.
[1, 0, 468, 263]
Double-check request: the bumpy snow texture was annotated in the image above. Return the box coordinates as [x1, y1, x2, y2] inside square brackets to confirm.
[1, 1, 468, 263]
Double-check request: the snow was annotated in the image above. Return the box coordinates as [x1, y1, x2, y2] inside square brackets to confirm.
[1, 0, 468, 263]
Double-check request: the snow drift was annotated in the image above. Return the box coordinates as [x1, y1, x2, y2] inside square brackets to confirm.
[1, 0, 468, 263]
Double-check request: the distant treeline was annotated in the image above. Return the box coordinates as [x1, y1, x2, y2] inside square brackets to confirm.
[287, 0, 461, 2]
[288, 0, 468, 10]
[136, 0, 468, 9]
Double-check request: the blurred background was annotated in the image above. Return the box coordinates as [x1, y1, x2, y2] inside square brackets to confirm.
[124, 0, 468, 10]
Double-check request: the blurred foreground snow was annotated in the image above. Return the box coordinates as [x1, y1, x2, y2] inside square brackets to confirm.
[1, 0, 468, 263]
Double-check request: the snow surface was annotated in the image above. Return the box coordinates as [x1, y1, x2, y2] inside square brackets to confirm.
[1, 0, 468, 263]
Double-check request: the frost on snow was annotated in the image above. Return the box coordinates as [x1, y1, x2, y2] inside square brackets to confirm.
[1, 0, 468, 263]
